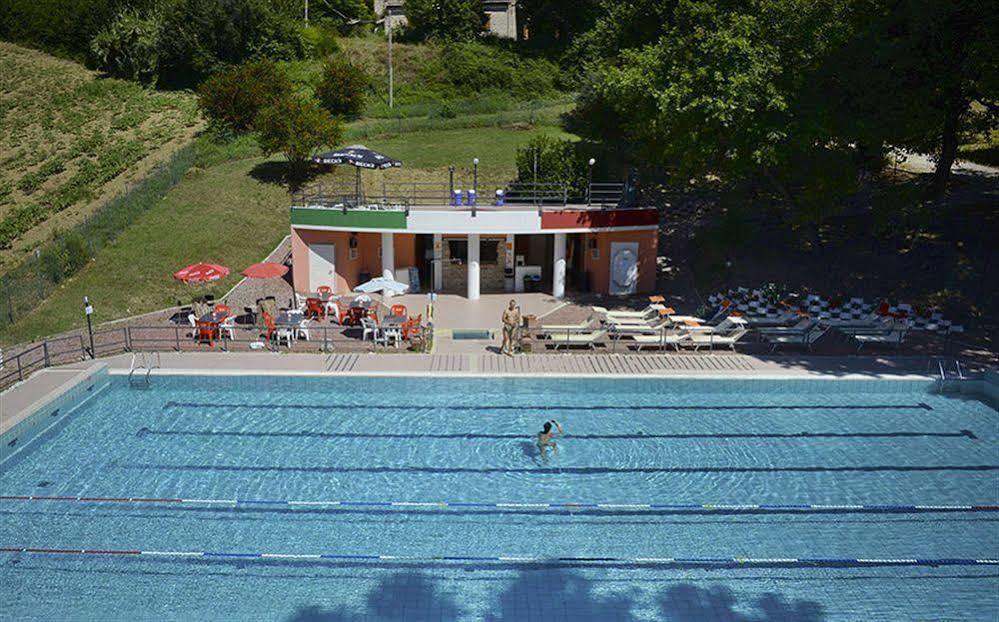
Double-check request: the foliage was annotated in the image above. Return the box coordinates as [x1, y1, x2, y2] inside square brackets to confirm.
[197, 60, 292, 132]
[403, 0, 483, 42]
[156, 0, 303, 87]
[299, 24, 341, 59]
[255, 95, 342, 175]
[514, 134, 592, 196]
[90, 10, 161, 84]
[436, 42, 558, 98]
[315, 57, 368, 120]
[0, 0, 139, 60]
[517, 0, 601, 51]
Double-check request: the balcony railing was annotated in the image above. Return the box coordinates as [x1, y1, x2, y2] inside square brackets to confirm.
[291, 178, 632, 211]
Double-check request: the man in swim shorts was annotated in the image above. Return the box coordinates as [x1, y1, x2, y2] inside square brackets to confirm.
[537, 419, 563, 462]
[501, 299, 521, 356]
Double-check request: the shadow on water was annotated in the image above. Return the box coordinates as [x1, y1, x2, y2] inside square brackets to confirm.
[284, 566, 827, 621]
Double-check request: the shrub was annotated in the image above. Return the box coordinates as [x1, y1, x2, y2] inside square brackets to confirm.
[299, 23, 340, 59]
[256, 95, 343, 177]
[90, 10, 161, 85]
[403, 0, 482, 41]
[515, 134, 592, 197]
[197, 60, 292, 132]
[315, 57, 368, 120]
[436, 43, 558, 97]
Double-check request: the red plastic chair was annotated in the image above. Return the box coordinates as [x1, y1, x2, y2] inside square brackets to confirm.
[262, 311, 277, 341]
[213, 304, 231, 316]
[404, 314, 422, 340]
[317, 286, 332, 297]
[391, 304, 408, 318]
[305, 297, 325, 320]
[195, 320, 217, 347]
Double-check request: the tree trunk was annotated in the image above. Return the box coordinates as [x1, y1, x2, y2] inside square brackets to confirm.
[932, 98, 964, 198]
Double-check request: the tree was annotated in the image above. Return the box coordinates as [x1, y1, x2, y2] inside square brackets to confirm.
[315, 57, 368, 120]
[255, 95, 343, 180]
[90, 10, 161, 85]
[517, 0, 601, 50]
[197, 60, 292, 132]
[404, 0, 483, 41]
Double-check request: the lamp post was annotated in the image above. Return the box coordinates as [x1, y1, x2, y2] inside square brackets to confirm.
[473, 158, 479, 195]
[83, 296, 95, 359]
[387, 12, 394, 109]
[587, 158, 595, 205]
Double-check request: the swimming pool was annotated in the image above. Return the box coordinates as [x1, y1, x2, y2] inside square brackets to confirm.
[1, 374, 996, 621]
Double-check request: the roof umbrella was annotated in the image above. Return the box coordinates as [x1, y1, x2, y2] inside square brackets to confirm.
[173, 262, 230, 283]
[312, 145, 402, 204]
[241, 262, 295, 307]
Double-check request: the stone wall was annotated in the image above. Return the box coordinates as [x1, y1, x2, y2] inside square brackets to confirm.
[442, 237, 505, 293]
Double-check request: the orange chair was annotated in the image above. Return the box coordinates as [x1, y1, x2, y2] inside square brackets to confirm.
[262, 311, 277, 341]
[317, 286, 332, 297]
[213, 304, 231, 316]
[404, 314, 422, 340]
[305, 297, 325, 320]
[391, 304, 408, 318]
[195, 320, 217, 347]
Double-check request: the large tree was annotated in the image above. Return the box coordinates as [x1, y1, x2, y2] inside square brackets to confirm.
[403, 0, 483, 41]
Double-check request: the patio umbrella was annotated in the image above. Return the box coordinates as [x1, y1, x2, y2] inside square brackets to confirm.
[354, 276, 410, 296]
[313, 145, 402, 203]
[242, 262, 294, 306]
[173, 262, 229, 283]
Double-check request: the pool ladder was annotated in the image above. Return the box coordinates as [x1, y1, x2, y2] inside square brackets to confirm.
[928, 357, 966, 393]
[128, 352, 160, 387]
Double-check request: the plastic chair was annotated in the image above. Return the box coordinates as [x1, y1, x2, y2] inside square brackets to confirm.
[262, 312, 277, 342]
[195, 320, 216, 347]
[305, 298, 325, 320]
[219, 316, 236, 340]
[213, 304, 231, 316]
[297, 318, 312, 341]
[391, 304, 408, 318]
[317, 286, 332, 297]
[360, 317, 378, 342]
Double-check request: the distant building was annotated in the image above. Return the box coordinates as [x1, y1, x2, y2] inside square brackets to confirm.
[374, 0, 518, 40]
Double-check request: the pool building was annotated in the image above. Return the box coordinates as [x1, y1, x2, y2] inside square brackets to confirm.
[290, 179, 659, 299]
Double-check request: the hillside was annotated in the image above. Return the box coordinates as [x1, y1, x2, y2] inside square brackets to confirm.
[0, 42, 200, 269]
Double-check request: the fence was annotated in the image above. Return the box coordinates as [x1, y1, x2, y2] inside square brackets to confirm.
[0, 321, 433, 392]
[0, 143, 197, 330]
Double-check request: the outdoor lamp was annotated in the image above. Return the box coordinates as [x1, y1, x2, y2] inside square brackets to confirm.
[473, 158, 479, 195]
[83, 295, 95, 359]
[588, 158, 596, 166]
[587, 158, 596, 204]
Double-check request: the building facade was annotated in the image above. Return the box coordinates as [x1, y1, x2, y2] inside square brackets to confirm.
[374, 0, 518, 39]
[290, 186, 658, 299]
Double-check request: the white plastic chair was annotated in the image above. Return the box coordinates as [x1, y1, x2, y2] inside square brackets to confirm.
[188, 314, 197, 339]
[219, 316, 236, 340]
[275, 325, 295, 347]
[360, 317, 378, 341]
[297, 318, 312, 341]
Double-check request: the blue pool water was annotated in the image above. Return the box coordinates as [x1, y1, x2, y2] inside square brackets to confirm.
[0, 375, 997, 621]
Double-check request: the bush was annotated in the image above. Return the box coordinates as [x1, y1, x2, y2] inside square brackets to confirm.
[157, 0, 302, 87]
[90, 10, 161, 84]
[256, 95, 343, 177]
[403, 0, 482, 41]
[315, 57, 368, 120]
[436, 43, 558, 97]
[515, 134, 592, 197]
[39, 231, 91, 284]
[299, 23, 340, 59]
[197, 60, 292, 132]
[0, 0, 129, 60]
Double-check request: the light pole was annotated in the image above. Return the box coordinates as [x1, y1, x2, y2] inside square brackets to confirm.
[473, 158, 479, 195]
[587, 158, 595, 205]
[83, 295, 95, 359]
[387, 13, 394, 109]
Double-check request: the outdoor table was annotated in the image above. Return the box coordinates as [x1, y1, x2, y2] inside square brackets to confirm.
[275, 311, 303, 328]
[199, 311, 228, 324]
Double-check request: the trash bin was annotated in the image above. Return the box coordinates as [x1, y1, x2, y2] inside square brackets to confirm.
[359, 270, 371, 284]
[523, 274, 541, 293]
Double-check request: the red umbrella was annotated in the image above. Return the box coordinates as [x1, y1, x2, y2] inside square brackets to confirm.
[174, 262, 230, 283]
[242, 262, 289, 279]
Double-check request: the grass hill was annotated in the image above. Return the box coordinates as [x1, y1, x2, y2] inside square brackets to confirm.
[0, 42, 200, 269]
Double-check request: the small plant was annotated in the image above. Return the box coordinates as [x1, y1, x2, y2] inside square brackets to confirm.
[761, 282, 787, 305]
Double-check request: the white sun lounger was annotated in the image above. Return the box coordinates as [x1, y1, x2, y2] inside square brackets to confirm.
[628, 333, 692, 351]
[592, 304, 663, 319]
[854, 329, 906, 352]
[766, 325, 829, 351]
[547, 330, 608, 350]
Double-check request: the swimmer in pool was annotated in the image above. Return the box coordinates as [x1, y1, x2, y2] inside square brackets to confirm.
[537, 419, 563, 462]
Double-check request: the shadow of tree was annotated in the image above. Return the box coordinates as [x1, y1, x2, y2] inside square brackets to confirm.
[285, 566, 825, 622]
[249, 160, 323, 192]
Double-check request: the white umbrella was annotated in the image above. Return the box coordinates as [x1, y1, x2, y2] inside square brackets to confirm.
[353, 277, 410, 296]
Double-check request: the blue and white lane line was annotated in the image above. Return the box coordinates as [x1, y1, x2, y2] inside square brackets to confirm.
[2, 495, 997, 513]
[1, 547, 997, 567]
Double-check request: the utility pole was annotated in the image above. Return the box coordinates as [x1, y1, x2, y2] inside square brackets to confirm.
[305, 0, 309, 23]
[387, 14, 394, 109]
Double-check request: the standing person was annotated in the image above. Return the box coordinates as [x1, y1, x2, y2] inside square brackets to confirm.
[500, 299, 521, 356]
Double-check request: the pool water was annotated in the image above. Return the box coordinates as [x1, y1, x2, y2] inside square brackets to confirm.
[0, 375, 996, 621]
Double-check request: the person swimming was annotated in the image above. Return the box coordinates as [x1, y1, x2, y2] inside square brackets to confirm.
[536, 419, 563, 462]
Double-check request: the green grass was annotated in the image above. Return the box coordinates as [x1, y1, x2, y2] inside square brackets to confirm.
[0, 122, 574, 345]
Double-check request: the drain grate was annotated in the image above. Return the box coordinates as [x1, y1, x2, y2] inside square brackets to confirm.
[452, 329, 494, 340]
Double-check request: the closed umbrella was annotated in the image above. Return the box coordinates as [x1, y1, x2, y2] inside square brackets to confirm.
[173, 262, 229, 283]
[354, 276, 410, 298]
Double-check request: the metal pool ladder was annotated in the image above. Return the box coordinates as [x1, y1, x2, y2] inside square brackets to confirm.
[928, 357, 967, 393]
[128, 352, 160, 387]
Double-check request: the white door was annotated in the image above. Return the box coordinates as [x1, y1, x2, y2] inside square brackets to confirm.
[609, 242, 639, 295]
[308, 243, 336, 292]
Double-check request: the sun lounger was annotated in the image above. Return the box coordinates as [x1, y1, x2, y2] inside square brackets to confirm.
[628, 333, 691, 351]
[854, 329, 906, 352]
[679, 317, 749, 352]
[547, 330, 607, 350]
[758, 318, 816, 336]
[536, 319, 597, 339]
[608, 319, 671, 336]
[766, 325, 829, 351]
[592, 304, 663, 320]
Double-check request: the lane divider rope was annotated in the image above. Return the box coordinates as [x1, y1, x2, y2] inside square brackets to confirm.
[1, 547, 996, 567]
[2, 495, 996, 513]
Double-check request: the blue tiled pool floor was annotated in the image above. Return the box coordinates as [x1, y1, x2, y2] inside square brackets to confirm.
[0, 375, 996, 621]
